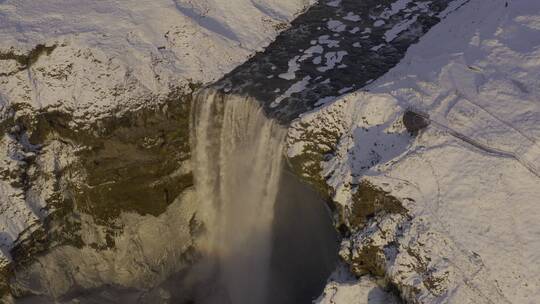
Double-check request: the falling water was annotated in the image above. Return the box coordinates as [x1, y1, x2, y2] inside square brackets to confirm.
[190, 88, 287, 304]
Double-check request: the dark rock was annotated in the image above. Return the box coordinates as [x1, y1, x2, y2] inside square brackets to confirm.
[403, 111, 430, 133]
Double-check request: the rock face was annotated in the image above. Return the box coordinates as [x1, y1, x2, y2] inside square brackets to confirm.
[1, 89, 198, 300]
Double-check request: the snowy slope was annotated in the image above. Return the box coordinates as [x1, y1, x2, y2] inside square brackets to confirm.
[289, 0, 540, 302]
[0, 0, 311, 123]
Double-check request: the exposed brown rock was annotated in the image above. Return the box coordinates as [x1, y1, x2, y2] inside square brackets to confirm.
[403, 111, 429, 134]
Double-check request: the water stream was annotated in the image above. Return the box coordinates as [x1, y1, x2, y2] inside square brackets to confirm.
[190, 89, 287, 304]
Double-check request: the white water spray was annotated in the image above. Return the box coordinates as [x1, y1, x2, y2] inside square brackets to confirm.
[191, 88, 286, 304]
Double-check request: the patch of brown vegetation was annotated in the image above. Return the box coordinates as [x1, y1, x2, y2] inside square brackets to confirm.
[349, 180, 408, 228]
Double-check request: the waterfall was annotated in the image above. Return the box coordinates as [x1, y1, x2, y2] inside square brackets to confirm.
[191, 88, 286, 304]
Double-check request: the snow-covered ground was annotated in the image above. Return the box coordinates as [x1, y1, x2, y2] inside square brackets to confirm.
[290, 0, 540, 302]
[315, 264, 400, 304]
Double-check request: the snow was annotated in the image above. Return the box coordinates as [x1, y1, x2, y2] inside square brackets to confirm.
[343, 12, 361, 22]
[272, 76, 311, 107]
[279, 55, 302, 80]
[338, 87, 353, 94]
[12, 189, 200, 298]
[289, 0, 540, 302]
[316, 266, 399, 304]
[384, 15, 418, 42]
[381, 0, 413, 19]
[0, 135, 40, 260]
[0, 136, 75, 269]
[302, 45, 325, 59]
[327, 20, 347, 33]
[373, 20, 385, 27]
[326, 0, 342, 8]
[317, 51, 348, 72]
[370, 44, 385, 51]
[369, 0, 540, 178]
[318, 35, 341, 48]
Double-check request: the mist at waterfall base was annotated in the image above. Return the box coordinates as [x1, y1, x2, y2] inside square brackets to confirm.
[183, 89, 339, 304]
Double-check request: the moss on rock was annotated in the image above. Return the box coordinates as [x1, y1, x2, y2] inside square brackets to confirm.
[73, 93, 194, 225]
[349, 180, 408, 228]
[287, 122, 341, 199]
